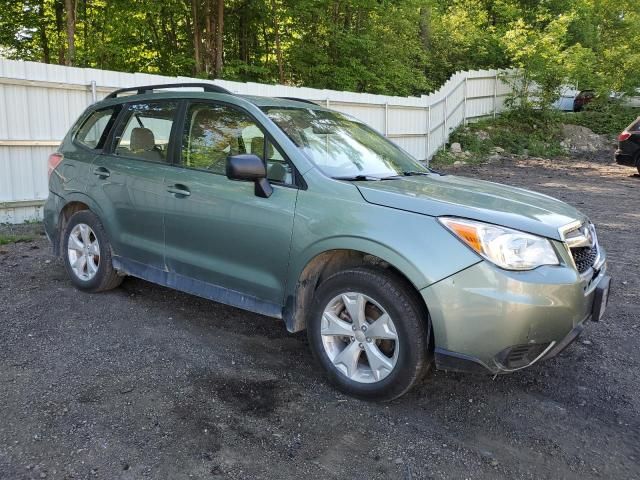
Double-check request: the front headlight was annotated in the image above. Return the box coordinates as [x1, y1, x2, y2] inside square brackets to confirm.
[439, 217, 559, 270]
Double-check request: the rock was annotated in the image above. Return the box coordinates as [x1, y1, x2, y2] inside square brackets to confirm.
[561, 124, 608, 152]
[453, 160, 467, 166]
[450, 142, 462, 153]
[491, 459, 499, 467]
[492, 146, 505, 154]
[475, 130, 490, 141]
[522, 149, 529, 157]
[394, 458, 403, 465]
[581, 340, 592, 346]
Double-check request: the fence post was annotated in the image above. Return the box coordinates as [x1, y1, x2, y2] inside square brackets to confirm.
[384, 102, 389, 137]
[443, 95, 448, 149]
[493, 72, 498, 118]
[463, 77, 468, 126]
[90, 80, 97, 103]
[426, 105, 431, 165]
[325, 98, 330, 108]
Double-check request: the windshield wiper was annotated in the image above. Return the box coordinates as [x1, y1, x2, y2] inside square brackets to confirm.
[403, 169, 447, 176]
[332, 174, 398, 181]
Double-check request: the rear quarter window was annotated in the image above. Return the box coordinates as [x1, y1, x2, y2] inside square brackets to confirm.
[74, 107, 119, 149]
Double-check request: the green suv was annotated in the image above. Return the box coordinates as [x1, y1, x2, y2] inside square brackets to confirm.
[44, 83, 611, 400]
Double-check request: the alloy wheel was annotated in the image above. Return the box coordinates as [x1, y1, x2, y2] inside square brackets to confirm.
[67, 223, 100, 281]
[320, 292, 399, 383]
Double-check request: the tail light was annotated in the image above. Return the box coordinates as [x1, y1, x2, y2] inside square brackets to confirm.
[617, 131, 631, 142]
[48, 153, 64, 178]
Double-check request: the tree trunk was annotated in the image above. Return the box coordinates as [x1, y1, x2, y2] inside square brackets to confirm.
[204, 0, 216, 75]
[54, 0, 65, 64]
[214, 0, 224, 77]
[38, 0, 50, 63]
[192, 0, 202, 74]
[64, 0, 75, 65]
[272, 0, 284, 84]
[419, 6, 431, 50]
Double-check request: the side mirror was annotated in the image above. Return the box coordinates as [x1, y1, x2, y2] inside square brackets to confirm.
[226, 154, 273, 198]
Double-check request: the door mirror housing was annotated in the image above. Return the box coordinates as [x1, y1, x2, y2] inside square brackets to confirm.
[226, 154, 273, 198]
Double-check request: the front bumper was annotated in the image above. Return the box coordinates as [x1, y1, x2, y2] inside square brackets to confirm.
[422, 249, 608, 375]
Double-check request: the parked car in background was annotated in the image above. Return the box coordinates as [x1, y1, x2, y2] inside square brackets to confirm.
[44, 83, 610, 401]
[613, 88, 640, 108]
[573, 90, 596, 112]
[553, 88, 597, 112]
[615, 116, 640, 174]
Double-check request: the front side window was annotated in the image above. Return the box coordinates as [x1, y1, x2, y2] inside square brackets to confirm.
[75, 107, 119, 149]
[262, 107, 428, 179]
[181, 103, 294, 184]
[114, 102, 178, 163]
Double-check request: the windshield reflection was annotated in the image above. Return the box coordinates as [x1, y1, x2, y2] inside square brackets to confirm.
[262, 107, 428, 179]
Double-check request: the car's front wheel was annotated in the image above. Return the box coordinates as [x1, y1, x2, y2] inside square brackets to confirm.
[62, 210, 123, 292]
[307, 267, 431, 401]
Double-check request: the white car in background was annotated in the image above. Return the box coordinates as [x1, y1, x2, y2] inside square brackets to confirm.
[554, 87, 640, 112]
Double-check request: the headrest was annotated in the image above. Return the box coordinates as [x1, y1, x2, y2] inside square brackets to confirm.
[130, 127, 155, 151]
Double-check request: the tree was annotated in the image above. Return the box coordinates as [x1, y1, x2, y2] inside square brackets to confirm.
[64, 0, 74, 65]
[0, 0, 638, 100]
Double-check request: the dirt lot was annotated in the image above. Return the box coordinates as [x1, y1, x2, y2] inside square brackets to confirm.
[1, 151, 638, 480]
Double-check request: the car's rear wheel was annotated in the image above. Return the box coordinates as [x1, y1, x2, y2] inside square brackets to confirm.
[307, 267, 431, 401]
[62, 210, 123, 292]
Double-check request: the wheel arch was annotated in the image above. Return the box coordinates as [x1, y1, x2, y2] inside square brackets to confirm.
[283, 244, 431, 337]
[55, 193, 105, 256]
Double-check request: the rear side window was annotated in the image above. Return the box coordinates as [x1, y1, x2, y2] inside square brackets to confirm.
[75, 107, 119, 149]
[114, 102, 178, 163]
[629, 117, 640, 132]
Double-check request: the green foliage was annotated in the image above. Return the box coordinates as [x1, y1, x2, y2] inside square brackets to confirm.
[432, 108, 565, 166]
[0, 234, 34, 245]
[0, 0, 638, 99]
[567, 101, 639, 136]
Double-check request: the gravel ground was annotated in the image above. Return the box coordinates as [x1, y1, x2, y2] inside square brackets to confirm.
[0, 151, 638, 480]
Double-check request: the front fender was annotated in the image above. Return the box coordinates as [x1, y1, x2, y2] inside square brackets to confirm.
[283, 187, 481, 330]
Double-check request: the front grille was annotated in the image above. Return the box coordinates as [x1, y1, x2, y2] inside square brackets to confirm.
[571, 246, 598, 274]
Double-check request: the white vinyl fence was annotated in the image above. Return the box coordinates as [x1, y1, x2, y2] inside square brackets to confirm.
[0, 58, 514, 223]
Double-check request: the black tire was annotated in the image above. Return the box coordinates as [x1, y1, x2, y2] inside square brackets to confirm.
[62, 210, 123, 292]
[307, 266, 432, 401]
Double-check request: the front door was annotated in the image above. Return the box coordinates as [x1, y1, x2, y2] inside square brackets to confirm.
[163, 101, 299, 309]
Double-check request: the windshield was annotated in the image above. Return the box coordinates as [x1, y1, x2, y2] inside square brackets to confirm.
[261, 107, 428, 178]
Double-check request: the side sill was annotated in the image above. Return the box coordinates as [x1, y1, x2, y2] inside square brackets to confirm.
[112, 256, 283, 319]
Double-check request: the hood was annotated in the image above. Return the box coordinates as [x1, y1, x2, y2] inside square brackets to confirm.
[355, 174, 587, 240]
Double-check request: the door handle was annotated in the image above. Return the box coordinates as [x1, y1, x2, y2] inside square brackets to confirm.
[93, 166, 111, 178]
[167, 184, 191, 197]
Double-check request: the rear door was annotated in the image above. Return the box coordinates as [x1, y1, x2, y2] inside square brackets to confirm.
[61, 106, 121, 196]
[89, 100, 179, 269]
[163, 101, 299, 308]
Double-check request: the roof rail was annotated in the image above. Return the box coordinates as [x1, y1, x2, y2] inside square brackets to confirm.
[105, 82, 232, 99]
[277, 97, 320, 106]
